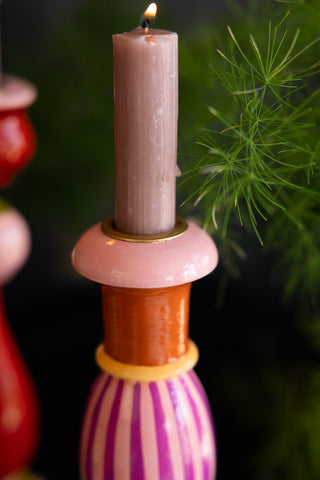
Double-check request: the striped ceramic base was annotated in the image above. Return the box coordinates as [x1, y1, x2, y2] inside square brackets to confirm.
[80, 370, 216, 480]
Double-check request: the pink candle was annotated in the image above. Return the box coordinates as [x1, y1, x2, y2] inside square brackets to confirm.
[113, 5, 178, 235]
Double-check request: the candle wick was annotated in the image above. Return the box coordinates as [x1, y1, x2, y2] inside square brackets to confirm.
[143, 18, 150, 33]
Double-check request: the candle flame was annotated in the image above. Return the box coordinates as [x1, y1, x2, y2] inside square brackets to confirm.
[144, 3, 157, 20]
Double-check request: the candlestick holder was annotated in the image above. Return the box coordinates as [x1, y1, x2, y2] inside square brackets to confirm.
[73, 217, 219, 479]
[0, 75, 39, 478]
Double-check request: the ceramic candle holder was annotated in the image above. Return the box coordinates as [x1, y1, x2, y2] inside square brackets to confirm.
[0, 75, 39, 478]
[73, 218, 219, 479]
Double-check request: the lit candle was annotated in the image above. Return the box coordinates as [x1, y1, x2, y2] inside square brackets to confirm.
[113, 3, 178, 235]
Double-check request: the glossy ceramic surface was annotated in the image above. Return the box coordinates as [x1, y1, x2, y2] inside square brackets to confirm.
[80, 370, 216, 480]
[0, 75, 37, 187]
[0, 74, 39, 476]
[0, 289, 39, 477]
[0, 109, 36, 187]
[72, 220, 218, 288]
[102, 283, 191, 365]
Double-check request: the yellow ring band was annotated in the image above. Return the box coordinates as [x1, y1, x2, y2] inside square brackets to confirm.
[95, 339, 199, 382]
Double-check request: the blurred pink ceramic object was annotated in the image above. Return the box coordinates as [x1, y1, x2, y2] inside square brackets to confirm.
[0, 207, 31, 285]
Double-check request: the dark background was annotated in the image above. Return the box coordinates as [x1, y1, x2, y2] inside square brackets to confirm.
[1, 1, 318, 479]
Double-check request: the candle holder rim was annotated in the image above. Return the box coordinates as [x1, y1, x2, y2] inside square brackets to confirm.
[113, 27, 178, 38]
[101, 217, 188, 243]
[72, 220, 219, 288]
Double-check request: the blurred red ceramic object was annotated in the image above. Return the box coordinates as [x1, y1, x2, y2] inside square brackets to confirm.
[0, 75, 37, 187]
[0, 74, 39, 475]
[0, 287, 39, 477]
[0, 206, 39, 477]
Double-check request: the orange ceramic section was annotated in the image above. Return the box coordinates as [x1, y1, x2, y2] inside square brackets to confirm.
[102, 283, 191, 366]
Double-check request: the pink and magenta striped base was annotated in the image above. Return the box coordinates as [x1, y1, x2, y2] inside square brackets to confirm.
[80, 370, 216, 480]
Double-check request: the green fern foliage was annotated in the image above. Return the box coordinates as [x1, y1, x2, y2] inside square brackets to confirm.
[180, 6, 320, 310]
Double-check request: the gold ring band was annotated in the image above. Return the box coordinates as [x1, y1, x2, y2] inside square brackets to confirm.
[101, 217, 188, 243]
